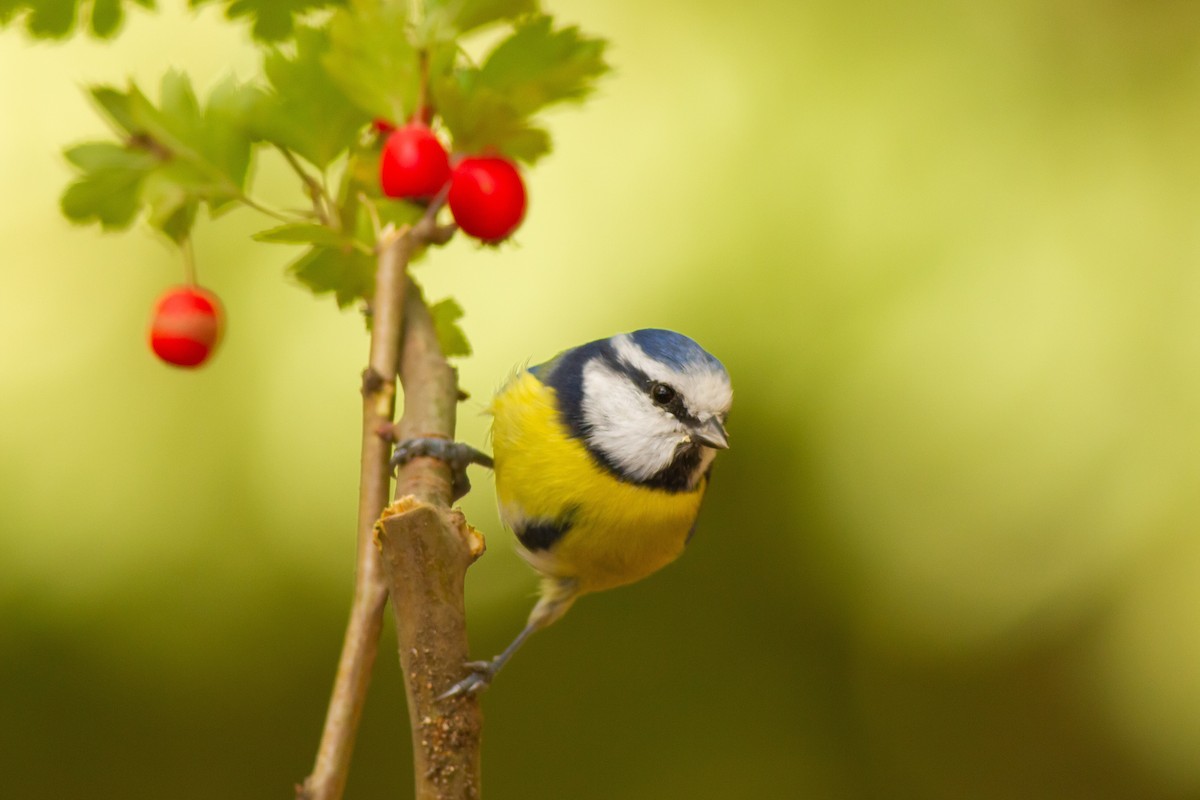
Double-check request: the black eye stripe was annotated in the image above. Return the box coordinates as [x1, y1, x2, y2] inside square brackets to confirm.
[593, 349, 701, 426]
[542, 342, 713, 493]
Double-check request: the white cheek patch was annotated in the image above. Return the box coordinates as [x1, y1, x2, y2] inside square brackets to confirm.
[580, 359, 683, 481]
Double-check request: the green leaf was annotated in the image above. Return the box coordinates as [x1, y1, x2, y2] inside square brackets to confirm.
[142, 172, 199, 243]
[63, 141, 150, 171]
[421, 0, 538, 39]
[60, 143, 160, 229]
[89, 86, 138, 134]
[373, 198, 423, 231]
[254, 222, 350, 248]
[190, 0, 342, 41]
[155, 69, 203, 144]
[63, 73, 258, 241]
[89, 0, 122, 35]
[252, 26, 370, 169]
[496, 126, 551, 163]
[428, 298, 472, 358]
[202, 74, 259, 212]
[0, 0, 21, 26]
[123, 70, 258, 209]
[323, 0, 420, 123]
[26, 0, 77, 36]
[433, 76, 551, 163]
[288, 244, 375, 308]
[1, 0, 152, 39]
[432, 15, 607, 162]
[478, 15, 608, 115]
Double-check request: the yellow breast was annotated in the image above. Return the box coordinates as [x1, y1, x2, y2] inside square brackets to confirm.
[490, 370, 706, 594]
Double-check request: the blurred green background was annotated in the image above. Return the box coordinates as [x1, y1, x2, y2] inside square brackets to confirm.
[4, 1, 1200, 797]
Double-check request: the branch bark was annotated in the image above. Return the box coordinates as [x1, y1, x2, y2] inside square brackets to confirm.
[375, 277, 484, 799]
[301, 207, 463, 800]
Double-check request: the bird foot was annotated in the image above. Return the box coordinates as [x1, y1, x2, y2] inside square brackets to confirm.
[437, 660, 499, 701]
[390, 437, 494, 501]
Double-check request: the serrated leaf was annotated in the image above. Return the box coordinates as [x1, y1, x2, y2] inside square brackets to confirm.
[288, 244, 374, 307]
[2, 0, 152, 38]
[89, 86, 138, 134]
[498, 126, 551, 162]
[26, 0, 76, 36]
[433, 77, 551, 163]
[89, 0, 121, 35]
[428, 298, 471, 358]
[323, 0, 420, 123]
[421, 0, 538, 40]
[123, 71, 258, 208]
[478, 15, 608, 115]
[143, 173, 199, 243]
[202, 74, 259, 212]
[64, 73, 258, 241]
[60, 143, 159, 229]
[252, 26, 370, 169]
[155, 69, 203, 141]
[432, 16, 606, 163]
[191, 0, 341, 41]
[254, 222, 350, 248]
[63, 141, 148, 171]
[373, 198, 424, 231]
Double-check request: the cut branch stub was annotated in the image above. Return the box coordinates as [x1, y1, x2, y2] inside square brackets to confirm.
[376, 499, 484, 799]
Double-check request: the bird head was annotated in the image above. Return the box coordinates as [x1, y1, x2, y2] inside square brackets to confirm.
[539, 329, 732, 491]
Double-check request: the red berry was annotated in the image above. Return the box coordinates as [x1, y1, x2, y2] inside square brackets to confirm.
[447, 156, 527, 243]
[372, 118, 396, 135]
[379, 123, 451, 199]
[149, 286, 223, 368]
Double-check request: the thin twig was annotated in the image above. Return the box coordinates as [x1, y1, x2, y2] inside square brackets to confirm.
[277, 144, 335, 225]
[358, 192, 385, 247]
[298, 234, 412, 800]
[237, 191, 299, 224]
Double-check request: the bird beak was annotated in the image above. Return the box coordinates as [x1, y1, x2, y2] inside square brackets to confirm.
[691, 417, 730, 450]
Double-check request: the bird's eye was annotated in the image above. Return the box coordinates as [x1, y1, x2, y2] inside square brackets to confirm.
[650, 382, 677, 406]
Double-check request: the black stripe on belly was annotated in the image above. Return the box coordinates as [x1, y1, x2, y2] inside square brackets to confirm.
[515, 508, 578, 551]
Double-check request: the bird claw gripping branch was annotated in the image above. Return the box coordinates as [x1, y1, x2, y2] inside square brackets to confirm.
[389, 437, 494, 502]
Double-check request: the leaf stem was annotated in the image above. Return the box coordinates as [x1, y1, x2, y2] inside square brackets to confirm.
[181, 236, 198, 286]
[276, 144, 336, 226]
[415, 48, 432, 124]
[236, 191, 300, 224]
[358, 192, 385, 247]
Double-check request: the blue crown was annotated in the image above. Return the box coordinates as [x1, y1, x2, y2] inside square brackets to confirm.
[628, 329, 726, 375]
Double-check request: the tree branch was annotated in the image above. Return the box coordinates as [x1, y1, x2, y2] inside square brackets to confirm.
[300, 199, 459, 800]
[374, 275, 484, 799]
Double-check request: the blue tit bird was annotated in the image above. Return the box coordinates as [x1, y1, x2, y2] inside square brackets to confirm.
[392, 329, 732, 698]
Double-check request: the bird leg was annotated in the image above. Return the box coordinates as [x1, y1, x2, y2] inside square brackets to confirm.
[439, 577, 579, 700]
[390, 437, 494, 501]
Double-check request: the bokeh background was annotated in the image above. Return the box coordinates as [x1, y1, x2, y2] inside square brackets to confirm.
[4, 1, 1200, 797]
